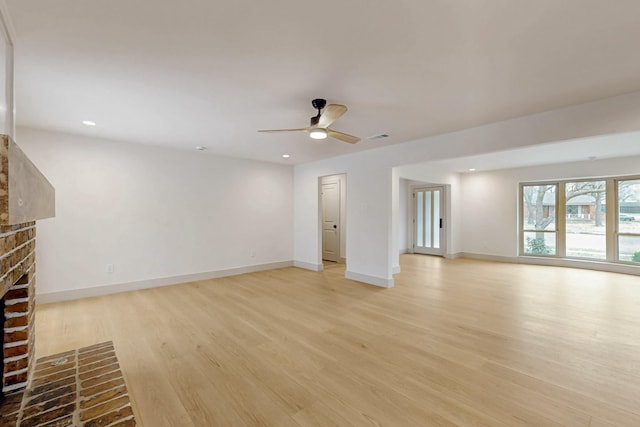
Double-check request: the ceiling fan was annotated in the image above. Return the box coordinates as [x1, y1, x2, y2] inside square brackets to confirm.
[258, 98, 360, 144]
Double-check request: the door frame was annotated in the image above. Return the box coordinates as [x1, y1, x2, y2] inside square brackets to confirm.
[412, 185, 446, 256]
[319, 174, 347, 264]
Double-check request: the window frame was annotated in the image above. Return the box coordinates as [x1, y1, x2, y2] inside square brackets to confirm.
[519, 175, 640, 265]
[519, 181, 559, 257]
[615, 177, 640, 265]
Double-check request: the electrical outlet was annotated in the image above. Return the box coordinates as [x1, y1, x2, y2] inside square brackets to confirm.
[106, 264, 114, 273]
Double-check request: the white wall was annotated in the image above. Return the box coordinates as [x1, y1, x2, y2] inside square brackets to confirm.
[460, 155, 640, 258]
[294, 91, 640, 287]
[395, 165, 463, 259]
[398, 178, 408, 253]
[17, 127, 294, 300]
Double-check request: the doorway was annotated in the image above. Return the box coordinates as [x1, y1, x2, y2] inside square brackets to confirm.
[321, 174, 346, 263]
[413, 186, 445, 256]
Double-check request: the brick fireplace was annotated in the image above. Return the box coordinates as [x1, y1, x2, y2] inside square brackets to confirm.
[1, 222, 36, 395]
[0, 134, 55, 400]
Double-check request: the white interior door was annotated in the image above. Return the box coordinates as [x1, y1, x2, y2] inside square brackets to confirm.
[414, 187, 444, 256]
[322, 180, 340, 262]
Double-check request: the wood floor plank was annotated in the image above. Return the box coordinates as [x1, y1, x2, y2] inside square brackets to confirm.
[35, 255, 640, 426]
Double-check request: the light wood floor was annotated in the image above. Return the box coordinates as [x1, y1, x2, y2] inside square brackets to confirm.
[35, 255, 640, 426]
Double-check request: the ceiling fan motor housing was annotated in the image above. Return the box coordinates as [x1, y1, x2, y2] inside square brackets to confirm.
[311, 98, 327, 110]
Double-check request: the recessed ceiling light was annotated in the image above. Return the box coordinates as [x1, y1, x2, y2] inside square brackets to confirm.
[195, 146, 207, 151]
[468, 168, 476, 172]
[82, 120, 96, 126]
[282, 154, 290, 158]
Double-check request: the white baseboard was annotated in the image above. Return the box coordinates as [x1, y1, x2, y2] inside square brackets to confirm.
[444, 252, 463, 259]
[37, 261, 294, 304]
[399, 248, 409, 255]
[392, 265, 401, 274]
[345, 270, 394, 288]
[456, 252, 512, 262]
[293, 260, 324, 272]
[457, 252, 640, 276]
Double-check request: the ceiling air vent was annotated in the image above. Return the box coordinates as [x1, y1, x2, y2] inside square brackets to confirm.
[367, 133, 390, 140]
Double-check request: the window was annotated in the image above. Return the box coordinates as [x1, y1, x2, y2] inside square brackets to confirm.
[520, 176, 640, 265]
[617, 179, 640, 263]
[565, 180, 606, 260]
[521, 184, 557, 256]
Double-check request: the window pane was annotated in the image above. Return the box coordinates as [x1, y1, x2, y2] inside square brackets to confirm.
[416, 192, 423, 247]
[523, 232, 556, 255]
[424, 191, 432, 247]
[618, 179, 640, 234]
[565, 181, 606, 259]
[433, 190, 440, 249]
[618, 235, 640, 263]
[523, 185, 556, 231]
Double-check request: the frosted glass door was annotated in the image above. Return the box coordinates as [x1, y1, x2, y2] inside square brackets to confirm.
[414, 187, 444, 256]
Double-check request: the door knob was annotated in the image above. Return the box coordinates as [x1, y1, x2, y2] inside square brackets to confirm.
[333, 225, 337, 229]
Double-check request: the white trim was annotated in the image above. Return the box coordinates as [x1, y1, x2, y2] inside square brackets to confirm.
[345, 270, 394, 288]
[392, 265, 401, 274]
[37, 261, 294, 304]
[444, 252, 462, 259]
[0, 0, 15, 138]
[457, 252, 640, 276]
[399, 248, 409, 255]
[293, 260, 324, 271]
[0, 1, 16, 42]
[456, 252, 513, 262]
[3, 381, 27, 393]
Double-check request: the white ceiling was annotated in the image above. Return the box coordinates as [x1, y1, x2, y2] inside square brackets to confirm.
[6, 0, 640, 164]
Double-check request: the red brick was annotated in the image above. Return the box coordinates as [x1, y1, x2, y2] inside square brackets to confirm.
[78, 346, 114, 360]
[35, 360, 76, 378]
[14, 272, 29, 286]
[25, 384, 76, 408]
[78, 341, 113, 356]
[4, 344, 28, 358]
[30, 368, 76, 388]
[80, 370, 123, 389]
[5, 329, 29, 344]
[80, 385, 127, 409]
[5, 300, 28, 313]
[80, 378, 126, 398]
[37, 350, 75, 365]
[4, 356, 28, 373]
[79, 357, 118, 374]
[4, 370, 28, 386]
[28, 375, 75, 397]
[80, 398, 132, 422]
[5, 285, 28, 299]
[19, 403, 76, 427]
[22, 391, 75, 420]
[4, 314, 28, 328]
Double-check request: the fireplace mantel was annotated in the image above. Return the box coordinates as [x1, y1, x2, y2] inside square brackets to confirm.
[0, 134, 55, 226]
[0, 134, 54, 394]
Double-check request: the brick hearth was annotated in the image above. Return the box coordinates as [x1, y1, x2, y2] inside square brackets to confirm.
[0, 341, 136, 426]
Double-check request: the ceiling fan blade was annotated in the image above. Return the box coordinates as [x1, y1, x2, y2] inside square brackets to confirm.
[257, 128, 309, 133]
[327, 129, 360, 144]
[318, 104, 347, 128]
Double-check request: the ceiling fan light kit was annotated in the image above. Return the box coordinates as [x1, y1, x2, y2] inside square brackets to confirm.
[258, 99, 360, 144]
[309, 128, 327, 139]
